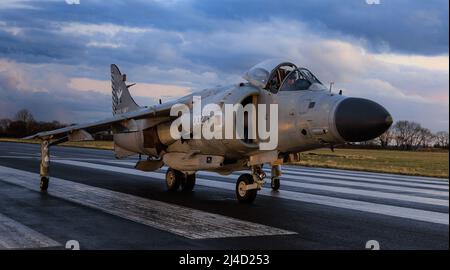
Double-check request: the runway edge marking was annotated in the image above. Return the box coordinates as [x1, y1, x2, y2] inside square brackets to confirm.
[0, 213, 61, 249]
[0, 165, 296, 240]
[76, 160, 450, 196]
[97, 160, 450, 190]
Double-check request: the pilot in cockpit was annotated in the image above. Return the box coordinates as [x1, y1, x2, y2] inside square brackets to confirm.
[286, 74, 296, 88]
[280, 69, 312, 91]
[268, 74, 280, 93]
[280, 71, 298, 91]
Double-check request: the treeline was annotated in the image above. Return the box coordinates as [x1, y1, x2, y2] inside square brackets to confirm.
[0, 109, 66, 138]
[355, 120, 449, 150]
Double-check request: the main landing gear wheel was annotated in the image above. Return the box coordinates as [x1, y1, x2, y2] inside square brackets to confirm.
[40, 177, 49, 191]
[236, 174, 257, 204]
[271, 177, 280, 191]
[181, 174, 196, 192]
[165, 168, 183, 191]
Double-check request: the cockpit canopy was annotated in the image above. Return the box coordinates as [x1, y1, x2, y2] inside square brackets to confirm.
[243, 59, 326, 93]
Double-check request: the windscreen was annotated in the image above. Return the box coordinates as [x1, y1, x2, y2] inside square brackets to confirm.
[279, 68, 323, 91]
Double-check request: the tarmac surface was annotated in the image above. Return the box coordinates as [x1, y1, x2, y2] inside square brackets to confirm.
[0, 142, 448, 250]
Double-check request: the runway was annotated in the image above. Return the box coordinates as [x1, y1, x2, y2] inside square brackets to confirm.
[0, 142, 448, 249]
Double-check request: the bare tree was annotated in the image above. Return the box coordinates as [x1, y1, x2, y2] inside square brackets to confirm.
[0, 118, 12, 134]
[14, 109, 35, 123]
[393, 120, 423, 150]
[417, 128, 433, 148]
[435, 131, 449, 148]
[393, 121, 406, 147]
[378, 127, 393, 148]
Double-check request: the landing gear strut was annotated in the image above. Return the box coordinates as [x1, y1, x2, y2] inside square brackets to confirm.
[270, 164, 281, 191]
[40, 140, 50, 191]
[235, 165, 266, 203]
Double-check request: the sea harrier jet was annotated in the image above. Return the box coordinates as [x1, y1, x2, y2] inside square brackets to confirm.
[26, 59, 393, 203]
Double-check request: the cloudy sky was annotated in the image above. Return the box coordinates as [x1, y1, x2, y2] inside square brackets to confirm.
[0, 0, 448, 131]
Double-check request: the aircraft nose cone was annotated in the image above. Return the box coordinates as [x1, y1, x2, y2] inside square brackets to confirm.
[334, 98, 393, 142]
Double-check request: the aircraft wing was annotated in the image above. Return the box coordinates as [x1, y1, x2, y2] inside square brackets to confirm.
[23, 99, 185, 141]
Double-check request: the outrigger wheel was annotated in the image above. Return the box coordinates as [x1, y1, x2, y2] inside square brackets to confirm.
[40, 177, 49, 191]
[236, 173, 257, 203]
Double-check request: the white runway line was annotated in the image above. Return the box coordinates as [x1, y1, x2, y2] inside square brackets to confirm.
[7, 152, 41, 157]
[93, 160, 450, 203]
[279, 169, 449, 188]
[194, 171, 449, 200]
[103, 160, 449, 190]
[283, 165, 449, 183]
[0, 213, 61, 249]
[49, 160, 449, 225]
[276, 170, 449, 191]
[0, 165, 295, 240]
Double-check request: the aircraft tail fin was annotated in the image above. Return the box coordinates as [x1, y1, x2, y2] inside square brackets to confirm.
[111, 64, 140, 115]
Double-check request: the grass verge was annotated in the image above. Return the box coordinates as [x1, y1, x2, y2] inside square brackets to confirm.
[0, 138, 113, 150]
[296, 148, 448, 179]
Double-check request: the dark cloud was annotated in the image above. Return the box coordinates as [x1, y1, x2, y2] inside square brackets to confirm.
[0, 0, 447, 71]
[1, 0, 447, 58]
[0, 28, 87, 64]
[192, 0, 449, 55]
[0, 0, 447, 131]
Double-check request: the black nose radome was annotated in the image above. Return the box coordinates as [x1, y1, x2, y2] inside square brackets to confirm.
[335, 98, 393, 142]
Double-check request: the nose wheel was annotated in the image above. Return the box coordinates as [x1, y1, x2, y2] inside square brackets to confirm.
[236, 174, 257, 203]
[235, 165, 266, 203]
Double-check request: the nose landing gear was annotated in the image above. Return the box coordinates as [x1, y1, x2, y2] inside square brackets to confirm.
[236, 174, 257, 203]
[235, 165, 266, 203]
[235, 164, 282, 203]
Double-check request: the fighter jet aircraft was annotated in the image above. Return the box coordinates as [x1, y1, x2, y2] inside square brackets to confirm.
[25, 59, 393, 203]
